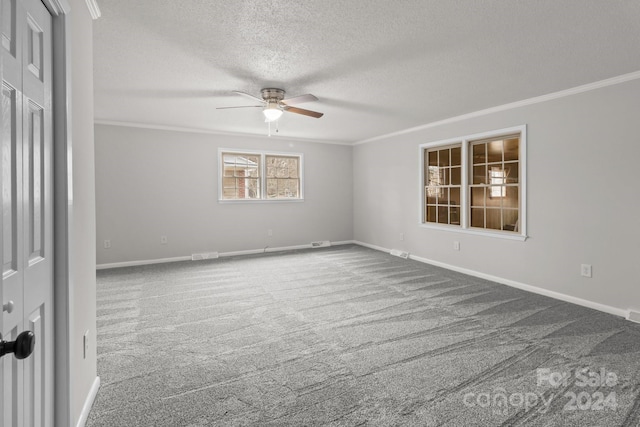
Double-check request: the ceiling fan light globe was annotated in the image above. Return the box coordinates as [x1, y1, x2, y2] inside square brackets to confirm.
[263, 107, 283, 122]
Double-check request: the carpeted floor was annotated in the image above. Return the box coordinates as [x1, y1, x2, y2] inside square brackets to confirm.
[86, 244, 640, 426]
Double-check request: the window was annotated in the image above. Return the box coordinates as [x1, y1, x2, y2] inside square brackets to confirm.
[220, 150, 303, 201]
[420, 126, 526, 240]
[266, 155, 300, 199]
[222, 153, 261, 199]
[424, 145, 461, 225]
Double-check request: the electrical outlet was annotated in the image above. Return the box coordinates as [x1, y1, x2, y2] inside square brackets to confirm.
[83, 330, 89, 359]
[581, 264, 592, 278]
[267, 229, 273, 236]
[160, 236, 168, 244]
[104, 239, 111, 249]
[453, 241, 460, 251]
[400, 233, 404, 241]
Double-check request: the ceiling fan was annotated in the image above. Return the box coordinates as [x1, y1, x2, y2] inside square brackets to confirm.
[217, 88, 324, 123]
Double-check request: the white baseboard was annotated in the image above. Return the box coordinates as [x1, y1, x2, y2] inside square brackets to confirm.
[96, 256, 191, 270]
[352, 240, 627, 319]
[96, 241, 356, 270]
[76, 376, 100, 427]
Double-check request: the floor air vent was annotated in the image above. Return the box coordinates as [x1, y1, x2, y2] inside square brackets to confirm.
[390, 249, 409, 259]
[311, 241, 331, 248]
[191, 252, 219, 261]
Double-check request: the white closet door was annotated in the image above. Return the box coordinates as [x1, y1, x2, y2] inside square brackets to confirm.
[1, 0, 53, 425]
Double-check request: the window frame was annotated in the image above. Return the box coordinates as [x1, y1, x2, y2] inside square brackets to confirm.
[218, 149, 304, 203]
[419, 125, 527, 241]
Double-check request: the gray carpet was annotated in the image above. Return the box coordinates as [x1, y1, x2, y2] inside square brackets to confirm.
[86, 245, 640, 426]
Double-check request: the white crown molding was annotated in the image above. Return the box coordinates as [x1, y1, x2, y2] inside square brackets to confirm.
[85, 0, 101, 19]
[355, 70, 640, 145]
[93, 119, 353, 146]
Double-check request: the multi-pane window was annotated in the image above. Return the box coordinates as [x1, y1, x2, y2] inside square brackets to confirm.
[470, 135, 520, 231]
[220, 151, 302, 201]
[424, 145, 461, 225]
[266, 155, 300, 199]
[420, 126, 526, 239]
[222, 153, 261, 199]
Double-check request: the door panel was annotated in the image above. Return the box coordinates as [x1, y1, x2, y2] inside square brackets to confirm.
[2, 326, 22, 426]
[1, 0, 52, 425]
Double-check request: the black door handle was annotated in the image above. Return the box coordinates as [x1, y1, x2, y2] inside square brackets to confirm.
[0, 331, 35, 360]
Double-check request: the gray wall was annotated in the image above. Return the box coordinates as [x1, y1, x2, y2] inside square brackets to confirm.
[354, 78, 640, 314]
[70, 0, 97, 424]
[95, 125, 353, 265]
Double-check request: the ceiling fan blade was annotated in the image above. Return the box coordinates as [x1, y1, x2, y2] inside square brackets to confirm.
[232, 90, 265, 104]
[216, 105, 263, 109]
[281, 94, 318, 105]
[283, 106, 324, 118]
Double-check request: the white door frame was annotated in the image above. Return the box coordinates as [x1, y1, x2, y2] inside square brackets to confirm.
[39, 1, 72, 426]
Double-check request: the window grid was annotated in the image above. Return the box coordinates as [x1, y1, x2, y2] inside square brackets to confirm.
[221, 152, 261, 200]
[266, 155, 300, 199]
[469, 135, 520, 232]
[220, 151, 303, 201]
[424, 145, 462, 226]
[420, 126, 525, 239]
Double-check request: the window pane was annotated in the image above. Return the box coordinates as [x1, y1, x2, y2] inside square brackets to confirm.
[504, 138, 519, 161]
[473, 165, 486, 184]
[486, 209, 502, 230]
[471, 208, 484, 228]
[451, 166, 461, 185]
[428, 166, 443, 186]
[472, 144, 485, 164]
[488, 186, 505, 201]
[450, 187, 460, 205]
[471, 187, 484, 207]
[487, 140, 502, 163]
[451, 147, 461, 166]
[503, 210, 519, 231]
[450, 206, 460, 225]
[505, 162, 518, 183]
[246, 179, 260, 198]
[438, 188, 449, 205]
[282, 179, 299, 198]
[439, 149, 450, 167]
[428, 151, 437, 166]
[505, 186, 519, 208]
[438, 206, 448, 224]
[426, 205, 436, 222]
[267, 178, 277, 197]
[426, 187, 437, 204]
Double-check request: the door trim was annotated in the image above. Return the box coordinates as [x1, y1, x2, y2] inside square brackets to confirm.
[40, 1, 72, 426]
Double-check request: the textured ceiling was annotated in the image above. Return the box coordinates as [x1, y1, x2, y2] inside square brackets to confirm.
[93, 1, 640, 144]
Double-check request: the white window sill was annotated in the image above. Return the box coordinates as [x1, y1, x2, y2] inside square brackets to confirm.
[419, 222, 528, 241]
[218, 198, 305, 204]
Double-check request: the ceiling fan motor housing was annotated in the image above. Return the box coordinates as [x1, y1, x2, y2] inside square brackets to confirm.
[261, 88, 285, 102]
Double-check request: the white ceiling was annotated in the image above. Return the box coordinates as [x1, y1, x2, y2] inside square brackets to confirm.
[93, 1, 640, 144]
